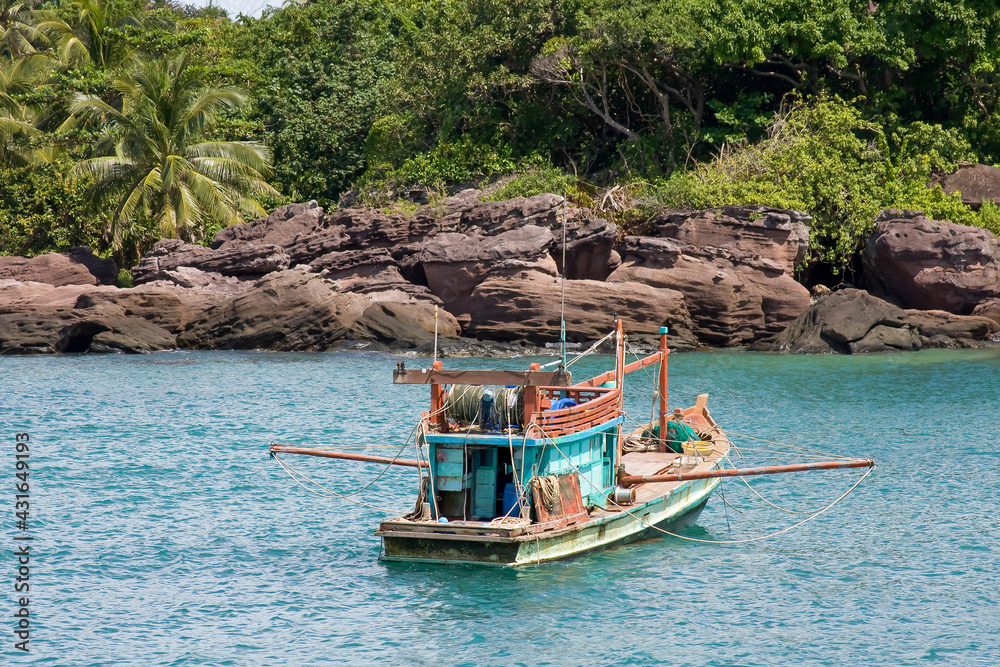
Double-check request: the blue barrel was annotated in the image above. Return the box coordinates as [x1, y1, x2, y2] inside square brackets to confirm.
[501, 483, 521, 517]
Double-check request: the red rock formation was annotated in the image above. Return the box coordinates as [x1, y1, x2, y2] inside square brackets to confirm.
[862, 210, 1000, 314]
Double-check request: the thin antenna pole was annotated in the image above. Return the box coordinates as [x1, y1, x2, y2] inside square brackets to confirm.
[560, 198, 567, 366]
[433, 305, 439, 363]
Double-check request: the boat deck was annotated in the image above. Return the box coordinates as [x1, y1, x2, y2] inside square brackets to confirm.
[378, 446, 727, 538]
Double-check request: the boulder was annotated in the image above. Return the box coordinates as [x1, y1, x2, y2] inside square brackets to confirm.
[849, 324, 922, 354]
[211, 201, 324, 248]
[971, 298, 1000, 326]
[608, 235, 810, 346]
[466, 269, 698, 348]
[132, 239, 290, 284]
[418, 226, 558, 321]
[334, 266, 444, 302]
[348, 298, 461, 346]
[654, 206, 811, 274]
[930, 164, 1000, 209]
[753, 289, 920, 354]
[862, 210, 1000, 313]
[904, 309, 999, 346]
[456, 194, 619, 280]
[74, 281, 235, 334]
[0, 304, 175, 355]
[176, 267, 370, 351]
[0, 280, 118, 311]
[0, 248, 117, 286]
[309, 247, 397, 279]
[132, 266, 248, 293]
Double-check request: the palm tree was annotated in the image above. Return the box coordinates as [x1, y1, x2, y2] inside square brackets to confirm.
[38, 0, 171, 69]
[0, 54, 51, 166]
[67, 53, 279, 252]
[0, 0, 44, 58]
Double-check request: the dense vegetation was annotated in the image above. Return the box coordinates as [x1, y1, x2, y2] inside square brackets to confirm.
[2, 0, 1000, 276]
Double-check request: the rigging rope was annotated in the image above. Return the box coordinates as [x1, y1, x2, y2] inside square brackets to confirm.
[272, 453, 405, 514]
[525, 421, 874, 546]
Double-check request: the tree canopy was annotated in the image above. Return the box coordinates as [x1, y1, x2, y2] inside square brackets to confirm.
[1, 0, 1000, 276]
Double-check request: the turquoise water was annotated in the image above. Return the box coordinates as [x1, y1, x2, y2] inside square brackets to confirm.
[2, 348, 999, 665]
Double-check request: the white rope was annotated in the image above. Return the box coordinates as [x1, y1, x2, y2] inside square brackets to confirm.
[272, 453, 405, 514]
[525, 422, 874, 546]
[540, 329, 616, 369]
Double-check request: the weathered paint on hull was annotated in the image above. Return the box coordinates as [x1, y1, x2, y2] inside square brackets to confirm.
[380, 476, 719, 566]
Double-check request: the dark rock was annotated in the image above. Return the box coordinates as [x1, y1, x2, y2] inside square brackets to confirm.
[0, 247, 117, 286]
[0, 280, 118, 311]
[176, 267, 369, 351]
[419, 226, 558, 321]
[971, 298, 1000, 326]
[457, 193, 564, 233]
[0, 305, 175, 355]
[904, 309, 999, 342]
[67, 247, 118, 285]
[755, 289, 919, 354]
[930, 164, 1000, 209]
[609, 235, 810, 346]
[348, 299, 461, 346]
[654, 206, 811, 274]
[333, 266, 443, 303]
[848, 325, 921, 353]
[282, 227, 349, 265]
[466, 269, 698, 349]
[132, 239, 290, 284]
[74, 282, 236, 334]
[862, 210, 1000, 313]
[310, 248, 397, 279]
[455, 194, 619, 280]
[211, 201, 323, 248]
[133, 266, 248, 293]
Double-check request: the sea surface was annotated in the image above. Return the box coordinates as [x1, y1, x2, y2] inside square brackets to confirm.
[1, 348, 998, 665]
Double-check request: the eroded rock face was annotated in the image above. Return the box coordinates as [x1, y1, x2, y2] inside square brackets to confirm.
[74, 280, 239, 334]
[930, 164, 1000, 209]
[753, 289, 920, 354]
[466, 269, 698, 349]
[175, 266, 460, 350]
[972, 298, 1000, 326]
[132, 239, 290, 284]
[654, 206, 810, 275]
[904, 309, 999, 347]
[0, 304, 175, 355]
[609, 229, 811, 346]
[0, 280, 118, 311]
[418, 226, 557, 320]
[211, 201, 324, 248]
[862, 210, 1000, 314]
[0, 248, 117, 286]
[177, 267, 368, 350]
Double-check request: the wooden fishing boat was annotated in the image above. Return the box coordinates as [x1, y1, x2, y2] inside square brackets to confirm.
[271, 320, 875, 566]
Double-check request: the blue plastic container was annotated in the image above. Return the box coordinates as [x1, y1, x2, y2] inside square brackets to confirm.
[501, 482, 521, 517]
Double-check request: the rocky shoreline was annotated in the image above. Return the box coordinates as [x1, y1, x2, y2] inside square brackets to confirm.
[1, 192, 999, 356]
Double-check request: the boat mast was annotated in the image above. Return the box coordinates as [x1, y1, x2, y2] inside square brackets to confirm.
[559, 198, 568, 367]
[658, 326, 668, 450]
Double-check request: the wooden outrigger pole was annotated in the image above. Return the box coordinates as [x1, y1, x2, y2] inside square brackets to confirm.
[619, 458, 876, 486]
[270, 445, 426, 468]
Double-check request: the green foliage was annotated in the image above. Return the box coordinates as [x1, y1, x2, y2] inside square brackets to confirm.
[973, 200, 1000, 237]
[115, 265, 131, 286]
[645, 97, 993, 274]
[231, 0, 399, 203]
[0, 160, 98, 255]
[65, 53, 280, 265]
[480, 158, 578, 201]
